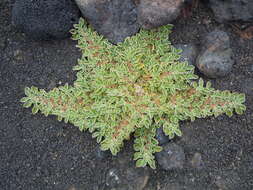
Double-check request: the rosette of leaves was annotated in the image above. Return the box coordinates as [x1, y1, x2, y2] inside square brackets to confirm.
[21, 18, 246, 169]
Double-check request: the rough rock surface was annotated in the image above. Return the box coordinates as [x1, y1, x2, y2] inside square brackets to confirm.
[208, 0, 253, 23]
[75, 0, 140, 44]
[156, 143, 185, 170]
[196, 30, 234, 78]
[12, 0, 80, 40]
[174, 44, 198, 66]
[137, 0, 184, 29]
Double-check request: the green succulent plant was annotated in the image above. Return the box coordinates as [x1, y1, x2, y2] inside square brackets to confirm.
[21, 18, 246, 169]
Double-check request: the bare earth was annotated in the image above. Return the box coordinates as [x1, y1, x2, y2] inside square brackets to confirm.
[1, 1, 252, 189]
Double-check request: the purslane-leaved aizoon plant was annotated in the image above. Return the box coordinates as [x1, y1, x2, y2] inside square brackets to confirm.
[21, 18, 246, 169]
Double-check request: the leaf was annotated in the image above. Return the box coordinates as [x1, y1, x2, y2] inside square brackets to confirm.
[174, 128, 182, 137]
[147, 159, 156, 169]
[20, 97, 29, 103]
[32, 106, 39, 114]
[235, 105, 246, 115]
[206, 81, 212, 88]
[214, 112, 220, 118]
[136, 159, 147, 168]
[31, 86, 38, 92]
[92, 131, 100, 138]
[239, 94, 246, 102]
[153, 146, 163, 153]
[111, 147, 118, 156]
[235, 107, 243, 115]
[57, 116, 63, 122]
[133, 152, 143, 160]
[225, 110, 233, 117]
[96, 136, 102, 143]
[64, 117, 69, 123]
[198, 78, 204, 88]
[190, 116, 195, 122]
[43, 110, 50, 117]
[23, 101, 32, 108]
[24, 87, 31, 96]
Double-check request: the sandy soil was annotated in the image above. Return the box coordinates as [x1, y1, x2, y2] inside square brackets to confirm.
[1, 1, 252, 189]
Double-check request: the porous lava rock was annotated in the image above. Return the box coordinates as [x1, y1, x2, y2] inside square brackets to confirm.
[137, 0, 184, 29]
[12, 0, 80, 40]
[196, 30, 234, 78]
[75, 0, 140, 44]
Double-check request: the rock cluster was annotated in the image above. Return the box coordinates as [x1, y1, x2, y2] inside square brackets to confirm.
[12, 0, 185, 42]
[174, 30, 234, 78]
[12, 0, 253, 43]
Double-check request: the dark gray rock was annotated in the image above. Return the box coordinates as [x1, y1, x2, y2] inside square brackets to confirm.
[208, 0, 253, 23]
[12, 0, 80, 40]
[196, 30, 234, 78]
[75, 0, 140, 44]
[137, 0, 184, 29]
[174, 44, 198, 66]
[156, 143, 185, 170]
[156, 127, 169, 145]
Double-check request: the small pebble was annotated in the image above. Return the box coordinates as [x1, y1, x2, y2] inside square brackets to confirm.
[196, 30, 234, 78]
[138, 0, 184, 29]
[190, 152, 204, 169]
[106, 168, 121, 188]
[13, 49, 23, 61]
